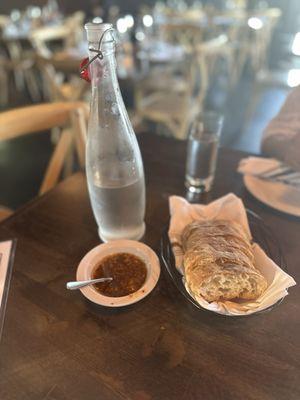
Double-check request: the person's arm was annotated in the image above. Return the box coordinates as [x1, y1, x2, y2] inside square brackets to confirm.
[261, 86, 300, 169]
[262, 131, 300, 170]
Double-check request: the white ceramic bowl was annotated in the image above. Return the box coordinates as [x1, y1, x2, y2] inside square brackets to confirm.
[76, 240, 160, 307]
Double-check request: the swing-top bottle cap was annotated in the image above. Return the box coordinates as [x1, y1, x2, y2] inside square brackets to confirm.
[85, 22, 114, 43]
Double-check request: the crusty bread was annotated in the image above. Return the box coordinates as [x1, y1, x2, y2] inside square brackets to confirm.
[182, 220, 267, 302]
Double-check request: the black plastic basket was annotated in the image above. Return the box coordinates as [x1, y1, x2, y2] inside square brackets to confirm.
[160, 210, 287, 316]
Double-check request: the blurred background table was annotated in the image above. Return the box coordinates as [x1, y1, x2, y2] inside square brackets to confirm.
[0, 133, 299, 400]
[1, 0, 298, 215]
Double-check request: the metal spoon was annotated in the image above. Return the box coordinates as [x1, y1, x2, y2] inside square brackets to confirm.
[66, 277, 113, 290]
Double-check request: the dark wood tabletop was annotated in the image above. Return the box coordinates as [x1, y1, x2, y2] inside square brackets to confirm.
[0, 133, 299, 400]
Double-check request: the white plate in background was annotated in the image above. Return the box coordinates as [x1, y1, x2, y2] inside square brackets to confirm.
[244, 175, 300, 217]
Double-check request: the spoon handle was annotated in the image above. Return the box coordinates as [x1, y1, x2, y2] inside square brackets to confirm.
[66, 277, 113, 290]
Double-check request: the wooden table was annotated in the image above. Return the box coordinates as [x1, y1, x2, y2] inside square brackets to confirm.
[0, 133, 299, 400]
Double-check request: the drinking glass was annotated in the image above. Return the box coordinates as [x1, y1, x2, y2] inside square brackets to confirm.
[185, 112, 223, 193]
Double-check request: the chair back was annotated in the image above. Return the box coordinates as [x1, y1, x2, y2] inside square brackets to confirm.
[0, 102, 88, 194]
[30, 25, 70, 57]
[31, 18, 88, 102]
[247, 8, 281, 73]
[36, 56, 59, 100]
[189, 35, 229, 107]
[64, 11, 85, 48]
[161, 23, 203, 53]
[0, 15, 10, 34]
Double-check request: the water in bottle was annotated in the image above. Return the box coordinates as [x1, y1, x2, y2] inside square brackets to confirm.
[85, 23, 146, 241]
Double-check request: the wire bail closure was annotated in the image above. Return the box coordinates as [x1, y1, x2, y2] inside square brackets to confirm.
[80, 27, 114, 73]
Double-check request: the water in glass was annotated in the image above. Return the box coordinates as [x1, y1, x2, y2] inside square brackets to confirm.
[185, 113, 223, 193]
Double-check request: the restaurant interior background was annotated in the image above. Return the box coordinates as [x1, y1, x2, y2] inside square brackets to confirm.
[0, 0, 299, 211]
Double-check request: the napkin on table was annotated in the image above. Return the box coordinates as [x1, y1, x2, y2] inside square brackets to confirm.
[168, 193, 296, 316]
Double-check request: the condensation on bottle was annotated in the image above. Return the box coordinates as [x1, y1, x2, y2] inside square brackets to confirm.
[85, 22, 146, 242]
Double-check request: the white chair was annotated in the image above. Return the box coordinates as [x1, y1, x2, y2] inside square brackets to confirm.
[30, 24, 70, 58]
[247, 8, 282, 76]
[135, 23, 204, 106]
[64, 11, 85, 48]
[30, 22, 88, 102]
[135, 35, 228, 140]
[0, 55, 9, 106]
[160, 22, 204, 53]
[0, 16, 40, 102]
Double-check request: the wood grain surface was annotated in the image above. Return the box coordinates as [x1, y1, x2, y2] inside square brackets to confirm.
[0, 133, 299, 400]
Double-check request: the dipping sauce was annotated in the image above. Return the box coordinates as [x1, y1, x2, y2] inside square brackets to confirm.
[92, 252, 147, 297]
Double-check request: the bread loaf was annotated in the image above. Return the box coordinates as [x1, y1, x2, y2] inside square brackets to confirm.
[182, 220, 267, 302]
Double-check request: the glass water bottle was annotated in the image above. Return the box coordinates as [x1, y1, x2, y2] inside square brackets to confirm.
[85, 23, 145, 242]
